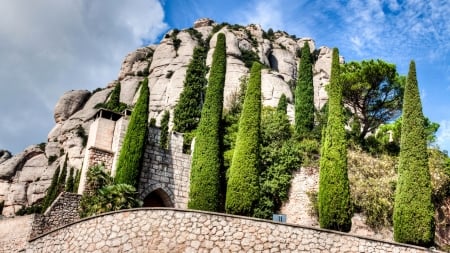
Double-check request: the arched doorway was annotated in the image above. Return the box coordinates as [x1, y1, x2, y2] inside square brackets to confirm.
[142, 188, 173, 207]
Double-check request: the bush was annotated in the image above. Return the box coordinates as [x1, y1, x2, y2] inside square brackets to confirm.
[240, 49, 260, 69]
[48, 155, 57, 165]
[115, 78, 149, 187]
[188, 33, 227, 212]
[226, 62, 262, 216]
[41, 166, 60, 212]
[318, 48, 353, 232]
[95, 82, 128, 113]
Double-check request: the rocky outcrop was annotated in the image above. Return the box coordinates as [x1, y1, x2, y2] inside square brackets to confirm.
[54, 90, 91, 123]
[0, 18, 335, 218]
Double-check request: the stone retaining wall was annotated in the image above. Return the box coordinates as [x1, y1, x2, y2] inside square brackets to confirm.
[27, 208, 437, 252]
[30, 192, 81, 239]
[0, 214, 34, 252]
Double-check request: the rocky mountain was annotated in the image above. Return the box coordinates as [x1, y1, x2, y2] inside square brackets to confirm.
[0, 18, 336, 216]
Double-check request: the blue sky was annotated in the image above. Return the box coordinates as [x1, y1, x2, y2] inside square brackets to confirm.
[0, 0, 449, 153]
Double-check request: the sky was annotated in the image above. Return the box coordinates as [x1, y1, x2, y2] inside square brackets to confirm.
[0, 0, 449, 154]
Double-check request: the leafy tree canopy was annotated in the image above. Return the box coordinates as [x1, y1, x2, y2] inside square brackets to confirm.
[341, 59, 404, 141]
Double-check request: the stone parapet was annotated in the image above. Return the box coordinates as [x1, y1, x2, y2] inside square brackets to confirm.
[26, 208, 439, 252]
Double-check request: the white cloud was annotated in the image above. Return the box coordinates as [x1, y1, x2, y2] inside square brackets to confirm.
[437, 120, 450, 152]
[0, 0, 167, 153]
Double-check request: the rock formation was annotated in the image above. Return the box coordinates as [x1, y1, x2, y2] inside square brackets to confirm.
[0, 18, 334, 217]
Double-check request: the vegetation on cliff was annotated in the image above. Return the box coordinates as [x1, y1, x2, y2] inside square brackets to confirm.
[188, 33, 226, 211]
[393, 60, 434, 246]
[115, 78, 149, 187]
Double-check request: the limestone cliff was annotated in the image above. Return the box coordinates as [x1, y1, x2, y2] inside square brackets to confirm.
[0, 18, 334, 216]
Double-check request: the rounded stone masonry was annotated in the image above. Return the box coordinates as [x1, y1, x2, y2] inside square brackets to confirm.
[27, 208, 440, 252]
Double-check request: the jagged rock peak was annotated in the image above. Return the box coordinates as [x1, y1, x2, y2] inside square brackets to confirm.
[194, 18, 215, 28]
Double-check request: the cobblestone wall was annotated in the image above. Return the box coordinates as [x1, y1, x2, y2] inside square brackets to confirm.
[30, 192, 81, 239]
[88, 147, 114, 172]
[139, 128, 191, 208]
[26, 208, 437, 252]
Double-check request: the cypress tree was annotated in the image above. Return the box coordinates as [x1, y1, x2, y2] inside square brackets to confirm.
[173, 46, 208, 133]
[73, 169, 81, 193]
[115, 78, 150, 187]
[295, 42, 315, 138]
[393, 61, 434, 246]
[65, 167, 75, 192]
[318, 48, 352, 232]
[160, 110, 170, 149]
[226, 62, 262, 216]
[58, 154, 68, 192]
[277, 93, 288, 113]
[42, 166, 60, 212]
[188, 33, 227, 211]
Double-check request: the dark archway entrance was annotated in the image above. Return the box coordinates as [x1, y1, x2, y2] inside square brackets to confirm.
[142, 188, 173, 207]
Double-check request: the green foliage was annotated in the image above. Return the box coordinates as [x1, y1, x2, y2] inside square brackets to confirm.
[42, 166, 60, 212]
[254, 107, 297, 218]
[295, 42, 315, 139]
[79, 165, 141, 218]
[188, 33, 227, 212]
[47, 155, 57, 165]
[226, 62, 262, 216]
[318, 48, 353, 232]
[393, 61, 434, 246]
[65, 167, 75, 192]
[73, 169, 81, 193]
[173, 46, 208, 134]
[170, 29, 182, 52]
[38, 142, 46, 151]
[341, 59, 404, 141]
[115, 78, 150, 187]
[277, 94, 288, 113]
[240, 48, 260, 68]
[15, 204, 42, 216]
[348, 150, 397, 229]
[57, 154, 68, 192]
[160, 111, 170, 149]
[95, 82, 128, 113]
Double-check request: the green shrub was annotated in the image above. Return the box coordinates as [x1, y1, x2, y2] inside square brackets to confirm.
[318, 48, 353, 232]
[95, 82, 128, 113]
[65, 167, 75, 192]
[15, 204, 42, 216]
[41, 166, 60, 212]
[160, 111, 170, 149]
[48, 155, 57, 165]
[240, 48, 259, 68]
[115, 78, 150, 187]
[226, 62, 262, 216]
[73, 169, 81, 193]
[393, 61, 434, 246]
[295, 42, 314, 139]
[57, 154, 68, 192]
[188, 33, 227, 212]
[276, 94, 288, 113]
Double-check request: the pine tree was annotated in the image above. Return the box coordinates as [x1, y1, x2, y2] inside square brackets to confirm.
[393, 60, 434, 246]
[295, 42, 315, 138]
[188, 33, 227, 211]
[226, 62, 262, 216]
[115, 78, 150, 187]
[160, 110, 170, 149]
[318, 48, 352, 232]
[173, 46, 208, 133]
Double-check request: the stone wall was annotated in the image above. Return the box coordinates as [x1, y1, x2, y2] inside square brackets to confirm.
[139, 127, 191, 208]
[30, 192, 81, 239]
[88, 147, 114, 172]
[0, 214, 34, 252]
[26, 208, 437, 252]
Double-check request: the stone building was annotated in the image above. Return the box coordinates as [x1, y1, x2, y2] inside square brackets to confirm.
[77, 108, 192, 209]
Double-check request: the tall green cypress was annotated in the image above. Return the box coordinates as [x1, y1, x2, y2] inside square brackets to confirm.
[318, 48, 352, 232]
[295, 42, 315, 138]
[277, 93, 288, 113]
[188, 33, 227, 211]
[58, 154, 68, 192]
[393, 61, 434, 246]
[173, 46, 208, 133]
[160, 110, 170, 149]
[115, 78, 150, 187]
[65, 167, 75, 192]
[42, 166, 60, 212]
[226, 62, 262, 216]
